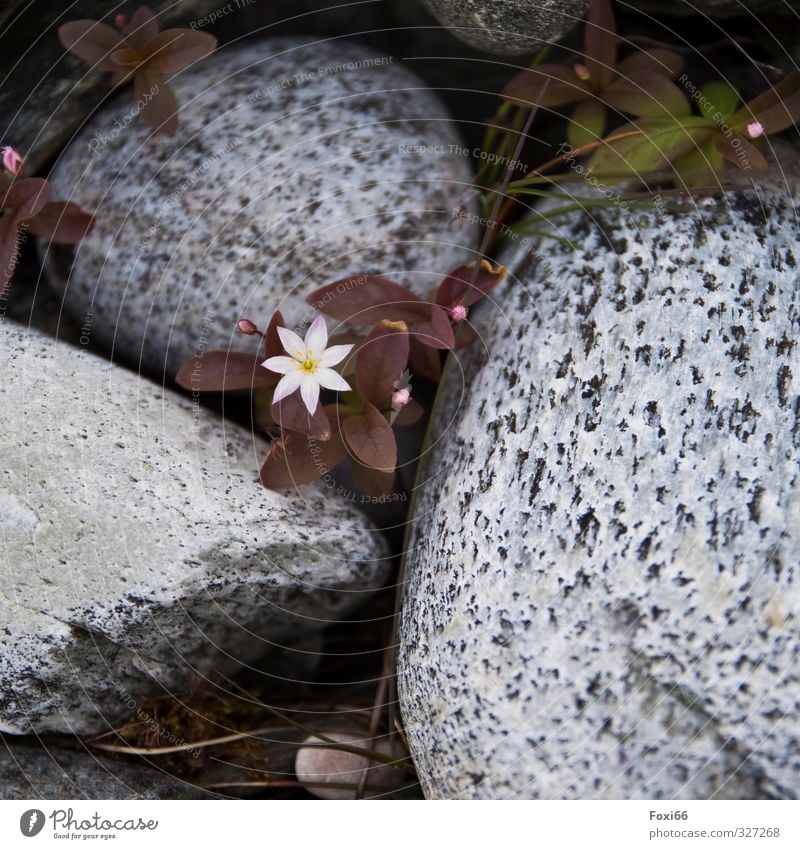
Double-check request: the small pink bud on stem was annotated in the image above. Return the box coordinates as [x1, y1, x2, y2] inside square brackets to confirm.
[745, 121, 764, 139]
[573, 63, 591, 82]
[115, 13, 128, 30]
[450, 303, 468, 323]
[237, 318, 262, 336]
[2, 146, 23, 175]
[392, 387, 411, 409]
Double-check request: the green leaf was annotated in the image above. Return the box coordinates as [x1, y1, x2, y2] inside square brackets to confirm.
[58, 20, 125, 71]
[590, 118, 714, 177]
[699, 80, 740, 119]
[604, 71, 691, 119]
[342, 404, 397, 472]
[259, 428, 347, 489]
[356, 321, 409, 410]
[568, 98, 607, 148]
[671, 141, 725, 187]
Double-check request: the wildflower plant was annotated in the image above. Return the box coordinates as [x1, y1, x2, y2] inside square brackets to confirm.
[0, 147, 94, 289]
[177, 262, 505, 496]
[503, 0, 689, 148]
[58, 5, 217, 135]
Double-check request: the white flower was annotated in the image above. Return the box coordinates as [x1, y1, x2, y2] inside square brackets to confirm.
[262, 315, 353, 414]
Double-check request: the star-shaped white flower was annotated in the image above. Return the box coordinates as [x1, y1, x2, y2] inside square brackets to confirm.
[262, 315, 353, 414]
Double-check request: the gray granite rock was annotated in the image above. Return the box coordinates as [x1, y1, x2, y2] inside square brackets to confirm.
[0, 324, 389, 734]
[0, 740, 209, 799]
[45, 37, 478, 378]
[422, 0, 588, 55]
[398, 162, 800, 798]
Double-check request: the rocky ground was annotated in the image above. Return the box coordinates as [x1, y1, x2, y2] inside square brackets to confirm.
[1, 0, 799, 800]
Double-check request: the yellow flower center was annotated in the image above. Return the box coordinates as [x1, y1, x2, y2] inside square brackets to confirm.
[302, 359, 316, 372]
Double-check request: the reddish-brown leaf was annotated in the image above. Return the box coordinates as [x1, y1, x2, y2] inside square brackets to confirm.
[175, 350, 275, 391]
[263, 310, 285, 359]
[436, 260, 507, 309]
[259, 428, 347, 489]
[146, 29, 217, 73]
[6, 177, 50, 222]
[271, 393, 332, 440]
[135, 67, 177, 135]
[616, 48, 683, 79]
[122, 5, 160, 52]
[26, 201, 94, 244]
[356, 321, 410, 410]
[342, 403, 397, 472]
[503, 64, 591, 108]
[713, 132, 768, 173]
[584, 0, 617, 90]
[734, 71, 800, 133]
[392, 398, 425, 427]
[0, 216, 22, 289]
[412, 304, 454, 350]
[307, 274, 424, 325]
[110, 47, 144, 68]
[409, 338, 442, 382]
[58, 20, 125, 71]
[604, 71, 691, 120]
[352, 461, 396, 498]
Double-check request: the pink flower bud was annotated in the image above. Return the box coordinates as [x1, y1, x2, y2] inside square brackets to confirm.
[450, 303, 468, 323]
[115, 13, 128, 29]
[573, 63, 591, 82]
[392, 387, 411, 409]
[745, 121, 764, 139]
[237, 318, 261, 336]
[2, 146, 23, 175]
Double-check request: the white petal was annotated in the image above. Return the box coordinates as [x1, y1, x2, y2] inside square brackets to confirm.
[277, 326, 307, 359]
[300, 374, 320, 414]
[304, 315, 328, 359]
[318, 343, 354, 368]
[315, 367, 351, 392]
[262, 355, 300, 374]
[272, 371, 303, 403]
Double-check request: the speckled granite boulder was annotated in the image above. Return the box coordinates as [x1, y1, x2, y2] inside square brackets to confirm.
[0, 324, 389, 734]
[398, 163, 800, 798]
[45, 37, 477, 378]
[0, 740, 210, 799]
[422, 0, 588, 55]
